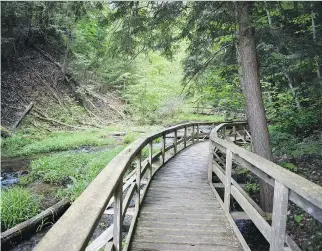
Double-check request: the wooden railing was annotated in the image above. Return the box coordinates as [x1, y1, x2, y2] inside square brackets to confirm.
[209, 123, 322, 251]
[34, 121, 222, 251]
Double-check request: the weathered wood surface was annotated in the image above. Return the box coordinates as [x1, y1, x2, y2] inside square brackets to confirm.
[130, 142, 243, 251]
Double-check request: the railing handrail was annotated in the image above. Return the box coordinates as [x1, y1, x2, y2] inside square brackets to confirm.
[34, 121, 225, 251]
[214, 121, 248, 134]
[209, 123, 322, 251]
[210, 126, 322, 210]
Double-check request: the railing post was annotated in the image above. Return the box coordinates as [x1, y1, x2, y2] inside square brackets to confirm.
[224, 149, 232, 212]
[197, 124, 199, 142]
[113, 180, 123, 251]
[162, 133, 166, 164]
[174, 129, 177, 155]
[136, 151, 141, 211]
[270, 181, 289, 251]
[208, 141, 213, 183]
[192, 125, 195, 144]
[184, 125, 187, 148]
[148, 141, 153, 179]
[233, 126, 236, 141]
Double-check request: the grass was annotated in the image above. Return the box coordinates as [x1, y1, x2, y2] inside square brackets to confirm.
[1, 187, 41, 231]
[21, 146, 124, 201]
[2, 124, 164, 158]
[1, 130, 118, 157]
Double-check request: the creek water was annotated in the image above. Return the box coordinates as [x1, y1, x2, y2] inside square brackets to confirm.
[1, 157, 30, 189]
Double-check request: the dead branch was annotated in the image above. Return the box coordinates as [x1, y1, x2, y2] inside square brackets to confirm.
[12, 102, 33, 129]
[31, 110, 89, 130]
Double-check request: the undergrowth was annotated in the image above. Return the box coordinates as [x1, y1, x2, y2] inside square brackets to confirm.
[269, 126, 322, 157]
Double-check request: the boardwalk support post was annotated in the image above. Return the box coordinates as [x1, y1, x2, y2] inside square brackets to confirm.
[270, 181, 289, 251]
[184, 126, 187, 148]
[192, 125, 195, 144]
[224, 149, 233, 212]
[136, 152, 141, 212]
[208, 142, 213, 183]
[148, 141, 153, 179]
[162, 133, 166, 164]
[197, 124, 199, 142]
[174, 129, 177, 154]
[113, 181, 123, 251]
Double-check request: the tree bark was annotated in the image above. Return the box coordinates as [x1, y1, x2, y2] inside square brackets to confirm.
[237, 2, 274, 212]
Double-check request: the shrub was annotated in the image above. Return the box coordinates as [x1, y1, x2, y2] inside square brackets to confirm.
[1, 187, 40, 230]
[269, 127, 299, 156]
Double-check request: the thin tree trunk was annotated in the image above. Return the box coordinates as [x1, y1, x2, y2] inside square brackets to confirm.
[311, 7, 322, 89]
[284, 72, 301, 110]
[265, 2, 272, 26]
[237, 2, 274, 212]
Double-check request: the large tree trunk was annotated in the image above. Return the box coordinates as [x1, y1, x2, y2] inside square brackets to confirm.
[237, 2, 274, 212]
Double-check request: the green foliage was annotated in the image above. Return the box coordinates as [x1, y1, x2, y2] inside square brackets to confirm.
[269, 126, 300, 156]
[266, 96, 320, 136]
[270, 126, 322, 157]
[281, 162, 298, 172]
[1, 187, 40, 230]
[245, 183, 260, 195]
[125, 51, 187, 125]
[294, 215, 303, 224]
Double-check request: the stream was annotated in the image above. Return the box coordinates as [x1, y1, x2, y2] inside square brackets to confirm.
[1, 157, 30, 189]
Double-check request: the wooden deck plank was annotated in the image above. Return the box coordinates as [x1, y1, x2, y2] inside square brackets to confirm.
[130, 142, 243, 251]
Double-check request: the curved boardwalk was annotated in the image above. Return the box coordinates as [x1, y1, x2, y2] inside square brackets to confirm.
[130, 141, 243, 251]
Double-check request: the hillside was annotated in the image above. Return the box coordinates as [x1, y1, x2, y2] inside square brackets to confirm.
[1, 43, 124, 132]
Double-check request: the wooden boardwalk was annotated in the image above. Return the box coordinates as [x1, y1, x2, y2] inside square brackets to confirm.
[34, 122, 322, 251]
[130, 142, 243, 251]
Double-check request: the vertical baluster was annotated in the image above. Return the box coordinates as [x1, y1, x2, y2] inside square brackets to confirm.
[162, 133, 166, 164]
[184, 126, 187, 148]
[192, 125, 195, 144]
[270, 181, 289, 251]
[136, 151, 141, 210]
[233, 126, 236, 141]
[224, 149, 232, 212]
[197, 124, 199, 142]
[113, 181, 123, 251]
[174, 129, 177, 154]
[148, 141, 153, 179]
